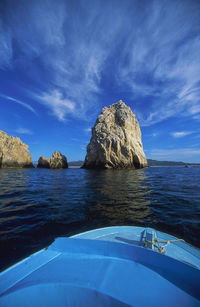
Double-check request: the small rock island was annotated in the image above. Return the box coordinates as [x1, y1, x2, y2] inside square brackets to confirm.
[37, 151, 68, 169]
[0, 130, 33, 168]
[83, 100, 148, 169]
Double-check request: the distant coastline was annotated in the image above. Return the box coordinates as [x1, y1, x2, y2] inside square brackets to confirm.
[65, 160, 200, 168]
[147, 159, 200, 167]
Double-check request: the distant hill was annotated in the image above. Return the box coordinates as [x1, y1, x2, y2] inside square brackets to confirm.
[68, 160, 84, 167]
[147, 159, 184, 166]
[68, 159, 200, 167]
[147, 159, 200, 166]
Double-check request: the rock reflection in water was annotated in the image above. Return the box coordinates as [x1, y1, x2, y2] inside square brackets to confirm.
[84, 169, 151, 226]
[0, 166, 200, 271]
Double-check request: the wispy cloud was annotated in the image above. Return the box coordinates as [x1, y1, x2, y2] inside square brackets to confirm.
[0, 19, 12, 69]
[0, 0, 200, 125]
[84, 128, 91, 133]
[15, 127, 33, 135]
[0, 93, 37, 115]
[37, 90, 75, 121]
[147, 148, 200, 162]
[114, 2, 200, 126]
[171, 131, 193, 138]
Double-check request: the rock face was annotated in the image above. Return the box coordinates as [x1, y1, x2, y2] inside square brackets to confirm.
[0, 130, 33, 168]
[83, 100, 148, 169]
[37, 151, 68, 169]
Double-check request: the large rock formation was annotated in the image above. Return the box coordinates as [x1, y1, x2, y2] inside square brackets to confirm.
[83, 100, 148, 169]
[37, 151, 68, 169]
[0, 130, 33, 168]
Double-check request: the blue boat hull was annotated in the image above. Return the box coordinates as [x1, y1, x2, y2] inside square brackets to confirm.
[72, 226, 200, 269]
[1, 226, 200, 306]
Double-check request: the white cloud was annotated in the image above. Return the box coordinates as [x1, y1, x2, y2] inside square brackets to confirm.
[147, 148, 200, 162]
[1, 0, 200, 125]
[115, 2, 200, 126]
[15, 128, 33, 135]
[171, 131, 193, 138]
[38, 90, 75, 121]
[0, 93, 37, 115]
[0, 20, 13, 69]
[84, 128, 91, 133]
[0, 0, 130, 121]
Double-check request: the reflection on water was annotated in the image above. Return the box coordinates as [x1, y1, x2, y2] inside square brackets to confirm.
[84, 169, 151, 226]
[0, 166, 200, 271]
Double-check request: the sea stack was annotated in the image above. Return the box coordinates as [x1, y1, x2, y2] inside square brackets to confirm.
[37, 151, 68, 169]
[83, 100, 148, 169]
[0, 130, 33, 168]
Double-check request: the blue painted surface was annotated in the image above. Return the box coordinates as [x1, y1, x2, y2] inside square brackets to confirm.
[1, 226, 200, 306]
[73, 226, 200, 269]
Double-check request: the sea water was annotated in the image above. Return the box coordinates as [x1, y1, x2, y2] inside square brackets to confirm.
[0, 166, 200, 271]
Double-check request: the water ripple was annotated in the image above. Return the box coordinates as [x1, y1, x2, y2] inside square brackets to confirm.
[0, 166, 200, 271]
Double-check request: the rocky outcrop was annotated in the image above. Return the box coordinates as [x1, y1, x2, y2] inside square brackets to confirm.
[37, 151, 68, 169]
[0, 130, 33, 168]
[83, 100, 148, 169]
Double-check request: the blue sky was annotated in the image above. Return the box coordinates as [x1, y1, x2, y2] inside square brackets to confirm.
[0, 0, 200, 163]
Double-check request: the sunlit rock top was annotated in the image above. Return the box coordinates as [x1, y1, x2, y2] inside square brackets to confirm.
[83, 100, 148, 169]
[37, 151, 68, 169]
[0, 130, 33, 168]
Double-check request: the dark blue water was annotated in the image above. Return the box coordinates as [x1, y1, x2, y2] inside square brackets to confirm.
[0, 166, 200, 271]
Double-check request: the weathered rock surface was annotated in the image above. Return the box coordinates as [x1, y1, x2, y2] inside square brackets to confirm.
[37, 151, 68, 169]
[0, 130, 33, 168]
[83, 100, 148, 169]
